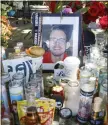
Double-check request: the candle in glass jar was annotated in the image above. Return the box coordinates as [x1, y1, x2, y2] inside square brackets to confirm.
[9, 84, 24, 101]
[64, 80, 80, 116]
[1, 85, 10, 114]
[52, 86, 64, 97]
[77, 77, 95, 123]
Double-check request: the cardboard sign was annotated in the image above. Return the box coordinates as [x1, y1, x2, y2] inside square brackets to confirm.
[3, 56, 43, 83]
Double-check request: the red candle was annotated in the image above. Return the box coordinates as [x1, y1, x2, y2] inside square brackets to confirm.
[52, 86, 64, 98]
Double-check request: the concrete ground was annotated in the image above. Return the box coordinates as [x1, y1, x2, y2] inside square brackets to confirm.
[7, 17, 33, 52]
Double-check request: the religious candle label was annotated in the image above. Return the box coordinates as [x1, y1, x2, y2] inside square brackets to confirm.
[77, 88, 94, 123]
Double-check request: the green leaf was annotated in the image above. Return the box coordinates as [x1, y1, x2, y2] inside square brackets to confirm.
[76, 7, 89, 14]
[55, 1, 63, 13]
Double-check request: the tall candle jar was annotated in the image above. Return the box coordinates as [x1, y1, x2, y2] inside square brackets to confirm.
[2, 72, 11, 112]
[64, 80, 80, 116]
[12, 72, 25, 98]
[77, 77, 96, 123]
[80, 66, 92, 83]
[99, 79, 107, 104]
[1, 84, 10, 115]
[24, 82, 40, 125]
[30, 73, 44, 98]
[9, 72, 24, 125]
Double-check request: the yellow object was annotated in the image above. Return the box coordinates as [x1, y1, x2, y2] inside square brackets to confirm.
[14, 46, 20, 54]
[17, 98, 56, 125]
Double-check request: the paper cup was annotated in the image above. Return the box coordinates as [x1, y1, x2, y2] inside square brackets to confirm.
[64, 57, 80, 80]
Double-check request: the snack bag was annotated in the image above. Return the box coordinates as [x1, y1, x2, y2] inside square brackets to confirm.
[17, 98, 56, 125]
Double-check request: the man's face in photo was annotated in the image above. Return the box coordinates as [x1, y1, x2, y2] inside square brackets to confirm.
[49, 29, 67, 56]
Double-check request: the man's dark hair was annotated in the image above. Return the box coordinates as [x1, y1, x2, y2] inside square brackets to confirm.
[51, 25, 73, 41]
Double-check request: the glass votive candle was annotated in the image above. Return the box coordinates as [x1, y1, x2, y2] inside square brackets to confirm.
[52, 86, 64, 98]
[59, 108, 72, 125]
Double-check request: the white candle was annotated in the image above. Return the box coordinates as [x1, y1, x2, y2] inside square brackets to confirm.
[64, 81, 80, 116]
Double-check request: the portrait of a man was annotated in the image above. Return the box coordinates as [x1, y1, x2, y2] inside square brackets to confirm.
[42, 25, 73, 63]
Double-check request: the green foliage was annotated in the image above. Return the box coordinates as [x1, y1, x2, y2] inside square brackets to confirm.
[76, 7, 89, 14]
[55, 1, 63, 13]
[1, 4, 12, 16]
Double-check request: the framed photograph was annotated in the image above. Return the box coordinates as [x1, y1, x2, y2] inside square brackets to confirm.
[32, 13, 82, 71]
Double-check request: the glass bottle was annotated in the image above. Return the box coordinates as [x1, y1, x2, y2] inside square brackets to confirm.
[10, 72, 25, 101]
[2, 72, 11, 112]
[80, 66, 92, 83]
[1, 83, 10, 116]
[90, 97, 105, 125]
[64, 80, 80, 116]
[9, 72, 24, 125]
[30, 56, 44, 97]
[99, 79, 107, 104]
[30, 73, 43, 98]
[44, 74, 55, 96]
[1, 46, 6, 60]
[25, 83, 40, 125]
[1, 83, 14, 125]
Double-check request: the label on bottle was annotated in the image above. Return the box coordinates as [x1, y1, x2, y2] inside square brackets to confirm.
[9, 86, 23, 102]
[77, 89, 94, 123]
[80, 89, 94, 97]
[90, 111, 105, 125]
[10, 93, 23, 101]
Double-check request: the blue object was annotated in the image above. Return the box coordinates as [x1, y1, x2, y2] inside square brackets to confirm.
[7, 10, 15, 17]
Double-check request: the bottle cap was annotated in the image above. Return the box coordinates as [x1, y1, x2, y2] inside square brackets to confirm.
[59, 108, 72, 119]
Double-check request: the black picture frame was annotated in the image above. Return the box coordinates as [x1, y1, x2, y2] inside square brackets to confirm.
[32, 13, 82, 72]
